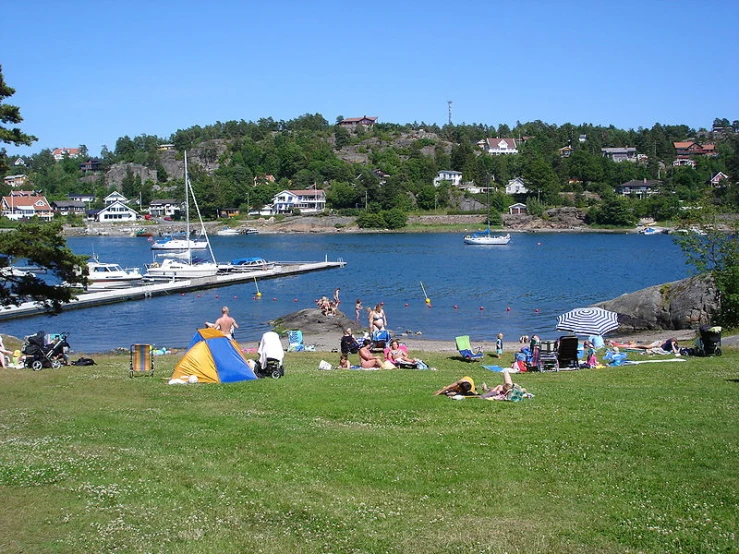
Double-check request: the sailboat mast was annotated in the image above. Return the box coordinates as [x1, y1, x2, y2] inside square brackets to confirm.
[184, 151, 191, 263]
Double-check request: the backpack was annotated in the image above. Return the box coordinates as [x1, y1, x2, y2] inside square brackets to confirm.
[71, 357, 96, 366]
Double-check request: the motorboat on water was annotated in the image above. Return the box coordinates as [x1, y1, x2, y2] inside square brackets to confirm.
[463, 230, 511, 245]
[216, 227, 240, 236]
[86, 257, 143, 289]
[217, 257, 278, 273]
[143, 152, 219, 281]
[639, 226, 667, 235]
[151, 234, 208, 250]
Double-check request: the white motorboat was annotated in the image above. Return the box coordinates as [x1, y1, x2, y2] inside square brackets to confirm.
[151, 235, 208, 249]
[143, 152, 219, 281]
[216, 228, 240, 236]
[639, 226, 666, 235]
[86, 257, 143, 289]
[217, 257, 278, 273]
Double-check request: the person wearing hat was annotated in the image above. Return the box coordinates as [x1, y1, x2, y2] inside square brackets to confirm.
[435, 376, 477, 396]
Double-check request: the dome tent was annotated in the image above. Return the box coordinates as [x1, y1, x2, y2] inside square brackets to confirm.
[171, 328, 257, 383]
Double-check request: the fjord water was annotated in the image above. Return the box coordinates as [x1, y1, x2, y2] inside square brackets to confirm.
[3, 232, 689, 353]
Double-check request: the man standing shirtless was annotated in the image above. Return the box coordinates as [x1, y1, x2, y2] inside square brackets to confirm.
[205, 306, 239, 339]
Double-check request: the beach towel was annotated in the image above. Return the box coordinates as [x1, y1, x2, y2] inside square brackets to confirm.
[483, 364, 520, 373]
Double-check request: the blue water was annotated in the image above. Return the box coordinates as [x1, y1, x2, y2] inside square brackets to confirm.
[2, 232, 691, 353]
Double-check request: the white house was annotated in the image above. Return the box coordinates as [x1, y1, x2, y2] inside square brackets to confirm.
[601, 147, 637, 163]
[1, 194, 54, 221]
[3, 174, 27, 188]
[710, 172, 729, 186]
[149, 199, 182, 217]
[505, 177, 529, 195]
[433, 170, 463, 188]
[508, 202, 527, 215]
[104, 191, 128, 205]
[271, 189, 326, 214]
[52, 147, 81, 161]
[95, 200, 138, 222]
[478, 138, 519, 155]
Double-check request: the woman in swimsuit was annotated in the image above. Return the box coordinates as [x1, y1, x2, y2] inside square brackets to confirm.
[369, 304, 385, 331]
[386, 339, 417, 366]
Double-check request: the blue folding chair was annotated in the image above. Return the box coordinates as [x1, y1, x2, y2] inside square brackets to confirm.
[455, 335, 483, 361]
[287, 330, 305, 352]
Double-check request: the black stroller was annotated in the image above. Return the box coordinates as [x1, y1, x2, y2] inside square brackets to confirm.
[697, 325, 722, 357]
[23, 331, 70, 370]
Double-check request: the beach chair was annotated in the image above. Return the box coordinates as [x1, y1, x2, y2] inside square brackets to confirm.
[555, 335, 580, 369]
[455, 336, 483, 361]
[383, 343, 418, 368]
[130, 344, 154, 378]
[370, 329, 391, 352]
[287, 330, 305, 352]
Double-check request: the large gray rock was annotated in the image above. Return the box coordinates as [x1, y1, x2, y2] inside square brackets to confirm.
[594, 274, 719, 330]
[270, 308, 357, 337]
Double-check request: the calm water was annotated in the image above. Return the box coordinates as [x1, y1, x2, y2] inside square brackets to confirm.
[2, 232, 691, 352]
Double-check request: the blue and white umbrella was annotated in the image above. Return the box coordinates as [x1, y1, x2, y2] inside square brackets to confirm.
[556, 307, 619, 336]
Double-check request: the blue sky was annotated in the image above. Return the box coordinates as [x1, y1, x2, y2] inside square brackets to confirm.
[4, 0, 738, 157]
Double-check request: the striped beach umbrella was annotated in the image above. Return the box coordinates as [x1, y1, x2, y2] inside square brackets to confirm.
[556, 307, 619, 336]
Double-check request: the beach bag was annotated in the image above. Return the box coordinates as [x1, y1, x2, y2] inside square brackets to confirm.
[318, 360, 332, 370]
[381, 360, 396, 370]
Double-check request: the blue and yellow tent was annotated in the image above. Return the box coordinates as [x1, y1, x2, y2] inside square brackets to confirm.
[170, 328, 258, 383]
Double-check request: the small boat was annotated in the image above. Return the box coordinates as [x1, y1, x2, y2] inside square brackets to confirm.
[243, 228, 259, 235]
[135, 228, 154, 237]
[151, 235, 208, 250]
[0, 266, 35, 278]
[640, 226, 666, 235]
[217, 257, 278, 273]
[144, 256, 219, 280]
[216, 227, 240, 236]
[464, 231, 511, 245]
[87, 257, 143, 289]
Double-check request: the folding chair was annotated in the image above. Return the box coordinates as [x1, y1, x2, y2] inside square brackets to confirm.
[130, 344, 154, 377]
[371, 329, 391, 352]
[556, 335, 580, 370]
[287, 330, 305, 352]
[455, 336, 484, 361]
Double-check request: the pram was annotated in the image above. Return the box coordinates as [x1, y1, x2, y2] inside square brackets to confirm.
[697, 325, 722, 356]
[23, 331, 70, 371]
[255, 331, 285, 379]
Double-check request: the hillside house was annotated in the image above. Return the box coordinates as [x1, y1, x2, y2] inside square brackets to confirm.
[673, 141, 716, 157]
[3, 174, 27, 188]
[505, 177, 529, 195]
[51, 200, 86, 216]
[68, 193, 95, 203]
[508, 203, 527, 215]
[1, 193, 54, 220]
[710, 172, 729, 186]
[673, 158, 697, 168]
[338, 116, 378, 129]
[271, 189, 326, 214]
[477, 138, 519, 155]
[433, 170, 463, 188]
[80, 159, 103, 172]
[52, 147, 81, 160]
[95, 200, 138, 222]
[148, 199, 182, 217]
[254, 174, 276, 186]
[601, 147, 637, 162]
[104, 191, 128, 205]
[558, 146, 573, 158]
[615, 179, 661, 199]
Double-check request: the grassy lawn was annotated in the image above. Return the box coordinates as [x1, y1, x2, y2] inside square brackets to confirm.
[1, 349, 737, 553]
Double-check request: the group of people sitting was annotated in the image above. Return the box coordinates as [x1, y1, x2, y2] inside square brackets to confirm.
[339, 327, 426, 369]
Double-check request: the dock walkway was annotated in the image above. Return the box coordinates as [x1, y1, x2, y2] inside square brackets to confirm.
[0, 259, 345, 320]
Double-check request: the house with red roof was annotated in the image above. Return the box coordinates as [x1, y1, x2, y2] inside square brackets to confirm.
[477, 138, 519, 155]
[1, 193, 54, 220]
[52, 147, 81, 161]
[673, 141, 716, 157]
[338, 116, 378, 129]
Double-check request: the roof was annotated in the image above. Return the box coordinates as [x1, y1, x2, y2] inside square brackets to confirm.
[484, 138, 518, 149]
[618, 179, 661, 187]
[285, 189, 325, 196]
[341, 116, 378, 123]
[673, 141, 694, 149]
[2, 195, 52, 209]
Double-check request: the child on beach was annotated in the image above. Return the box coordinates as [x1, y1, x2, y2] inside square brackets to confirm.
[355, 298, 363, 322]
[584, 340, 597, 368]
[339, 354, 351, 369]
[495, 333, 504, 358]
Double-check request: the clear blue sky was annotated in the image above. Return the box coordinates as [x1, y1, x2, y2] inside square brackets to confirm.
[4, 0, 738, 158]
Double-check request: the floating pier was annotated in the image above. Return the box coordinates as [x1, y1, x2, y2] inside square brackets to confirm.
[0, 259, 345, 321]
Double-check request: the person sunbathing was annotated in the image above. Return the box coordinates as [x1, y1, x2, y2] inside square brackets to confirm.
[435, 376, 477, 396]
[358, 339, 383, 369]
[606, 338, 680, 353]
[386, 339, 418, 366]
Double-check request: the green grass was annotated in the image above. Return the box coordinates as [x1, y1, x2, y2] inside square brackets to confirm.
[1, 349, 737, 553]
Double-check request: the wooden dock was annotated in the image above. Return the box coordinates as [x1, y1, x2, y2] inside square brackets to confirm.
[0, 259, 345, 320]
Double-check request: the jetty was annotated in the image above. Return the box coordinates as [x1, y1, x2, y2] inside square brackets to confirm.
[0, 258, 345, 321]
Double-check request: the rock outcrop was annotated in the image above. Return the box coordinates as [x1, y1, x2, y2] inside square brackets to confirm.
[595, 274, 719, 330]
[270, 308, 356, 337]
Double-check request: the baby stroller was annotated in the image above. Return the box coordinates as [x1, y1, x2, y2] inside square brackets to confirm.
[255, 331, 285, 379]
[697, 325, 722, 356]
[23, 331, 70, 370]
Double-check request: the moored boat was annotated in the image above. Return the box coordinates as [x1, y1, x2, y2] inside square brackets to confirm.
[216, 227, 240, 236]
[463, 231, 511, 245]
[217, 257, 278, 273]
[151, 235, 208, 250]
[640, 226, 667, 235]
[86, 257, 143, 289]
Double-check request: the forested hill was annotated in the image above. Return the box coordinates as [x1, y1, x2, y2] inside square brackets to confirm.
[7, 114, 739, 223]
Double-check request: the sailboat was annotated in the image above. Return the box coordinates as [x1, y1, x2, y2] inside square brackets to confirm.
[463, 186, 511, 245]
[143, 152, 219, 280]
